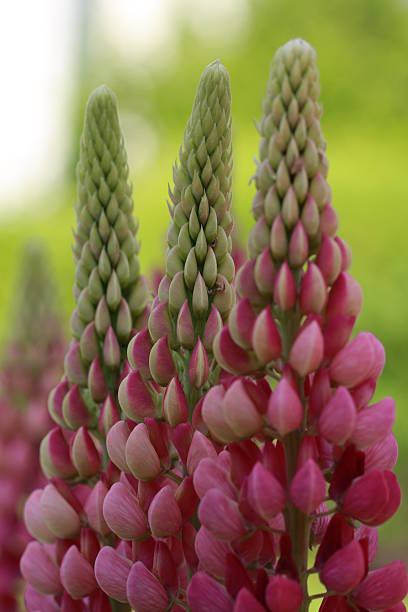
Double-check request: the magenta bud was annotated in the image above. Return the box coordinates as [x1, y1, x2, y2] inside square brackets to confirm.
[65, 341, 87, 386]
[335, 236, 353, 271]
[234, 588, 265, 612]
[319, 387, 357, 445]
[254, 247, 276, 296]
[247, 462, 286, 521]
[119, 369, 156, 422]
[195, 526, 230, 580]
[148, 485, 183, 538]
[40, 427, 76, 479]
[88, 357, 107, 402]
[48, 378, 69, 427]
[330, 332, 383, 388]
[84, 480, 110, 536]
[40, 483, 81, 539]
[213, 326, 260, 375]
[299, 263, 327, 314]
[175, 475, 199, 521]
[201, 304, 223, 351]
[103, 482, 147, 540]
[177, 300, 195, 348]
[289, 221, 308, 267]
[323, 314, 355, 359]
[316, 235, 342, 286]
[60, 545, 96, 599]
[98, 394, 119, 437]
[326, 272, 363, 320]
[365, 432, 398, 472]
[350, 397, 395, 449]
[71, 426, 101, 478]
[289, 320, 324, 377]
[193, 457, 235, 501]
[94, 546, 132, 603]
[267, 379, 303, 437]
[342, 470, 388, 523]
[127, 329, 153, 379]
[171, 422, 194, 465]
[24, 490, 56, 544]
[273, 262, 296, 311]
[265, 575, 303, 612]
[223, 379, 263, 438]
[309, 368, 331, 422]
[62, 384, 89, 430]
[187, 572, 233, 612]
[106, 420, 130, 472]
[24, 585, 59, 612]
[251, 306, 282, 364]
[20, 542, 62, 595]
[188, 338, 210, 388]
[290, 459, 326, 515]
[149, 336, 175, 386]
[126, 561, 169, 612]
[320, 203, 339, 237]
[321, 540, 365, 594]
[187, 431, 217, 475]
[163, 376, 189, 427]
[353, 561, 408, 611]
[228, 298, 257, 350]
[103, 326, 121, 369]
[236, 259, 264, 306]
[148, 301, 174, 343]
[199, 488, 246, 541]
[202, 386, 238, 443]
[126, 423, 161, 481]
[350, 378, 376, 410]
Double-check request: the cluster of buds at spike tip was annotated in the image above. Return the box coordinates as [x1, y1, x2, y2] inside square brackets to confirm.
[21, 85, 152, 611]
[0, 241, 65, 610]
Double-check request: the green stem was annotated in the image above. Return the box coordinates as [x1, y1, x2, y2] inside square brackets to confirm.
[110, 600, 131, 612]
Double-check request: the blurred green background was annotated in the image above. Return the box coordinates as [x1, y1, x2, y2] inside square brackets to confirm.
[0, 0, 406, 575]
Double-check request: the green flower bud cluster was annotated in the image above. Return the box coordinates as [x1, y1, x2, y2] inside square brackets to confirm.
[165, 61, 235, 324]
[248, 39, 332, 267]
[49, 86, 149, 438]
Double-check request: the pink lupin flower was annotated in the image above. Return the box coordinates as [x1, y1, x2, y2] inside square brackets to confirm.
[213, 326, 260, 375]
[60, 545, 97, 599]
[195, 526, 231, 579]
[247, 462, 285, 520]
[163, 375, 189, 426]
[94, 546, 132, 603]
[175, 476, 199, 521]
[299, 263, 327, 314]
[253, 247, 275, 297]
[148, 302, 175, 344]
[228, 298, 257, 349]
[103, 482, 147, 540]
[106, 420, 131, 472]
[118, 369, 156, 421]
[289, 221, 308, 267]
[40, 427, 76, 479]
[24, 490, 56, 544]
[149, 336, 176, 386]
[342, 469, 389, 523]
[318, 387, 357, 445]
[353, 561, 408, 611]
[187, 571, 234, 612]
[316, 235, 342, 285]
[98, 394, 120, 437]
[364, 432, 398, 472]
[62, 384, 89, 430]
[148, 486, 183, 538]
[265, 575, 303, 612]
[234, 588, 265, 611]
[186, 431, 217, 475]
[40, 483, 81, 539]
[20, 542, 62, 595]
[48, 377, 69, 426]
[126, 561, 169, 612]
[323, 313, 355, 359]
[289, 320, 324, 377]
[199, 488, 246, 541]
[236, 259, 264, 306]
[127, 329, 153, 379]
[223, 379, 263, 439]
[202, 385, 238, 443]
[64, 341, 87, 386]
[329, 332, 384, 388]
[350, 397, 395, 449]
[125, 422, 161, 481]
[290, 459, 326, 514]
[88, 357, 107, 402]
[103, 326, 121, 369]
[202, 304, 223, 351]
[193, 457, 235, 500]
[84, 480, 110, 537]
[188, 339, 210, 388]
[267, 379, 303, 437]
[320, 540, 366, 594]
[273, 262, 296, 311]
[70, 426, 101, 478]
[320, 203, 339, 237]
[177, 301, 195, 348]
[251, 307, 282, 364]
[24, 585, 59, 612]
[326, 272, 363, 320]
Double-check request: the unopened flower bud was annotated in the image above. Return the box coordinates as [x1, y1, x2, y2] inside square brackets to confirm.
[20, 541, 62, 595]
[270, 214, 288, 259]
[223, 379, 263, 438]
[228, 298, 257, 349]
[40, 483, 81, 539]
[40, 427, 76, 479]
[289, 221, 308, 267]
[127, 329, 153, 379]
[80, 322, 99, 362]
[125, 423, 161, 481]
[318, 387, 357, 445]
[252, 306, 282, 364]
[202, 304, 223, 351]
[267, 379, 303, 436]
[187, 431, 217, 475]
[202, 385, 238, 443]
[188, 339, 209, 388]
[199, 488, 246, 541]
[299, 263, 327, 314]
[177, 300, 195, 348]
[320, 540, 365, 594]
[163, 376, 189, 426]
[329, 332, 383, 388]
[103, 326, 121, 369]
[127, 561, 169, 612]
[301, 194, 320, 237]
[316, 235, 342, 286]
[60, 545, 97, 599]
[195, 527, 230, 580]
[88, 357, 107, 402]
[71, 426, 101, 478]
[289, 320, 324, 377]
[274, 262, 296, 311]
[265, 575, 303, 612]
[106, 420, 130, 472]
[213, 327, 260, 375]
[326, 272, 363, 321]
[103, 482, 147, 540]
[149, 336, 175, 386]
[98, 394, 119, 437]
[254, 247, 275, 296]
[351, 397, 395, 449]
[290, 459, 326, 514]
[353, 561, 408, 611]
[187, 572, 233, 612]
[24, 490, 56, 544]
[84, 480, 110, 537]
[148, 301, 175, 345]
[65, 341, 87, 386]
[118, 369, 156, 421]
[62, 384, 89, 430]
[94, 546, 132, 603]
[247, 462, 286, 521]
[148, 486, 183, 538]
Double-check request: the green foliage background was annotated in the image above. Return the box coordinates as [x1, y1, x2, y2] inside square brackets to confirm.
[0, 0, 406, 578]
